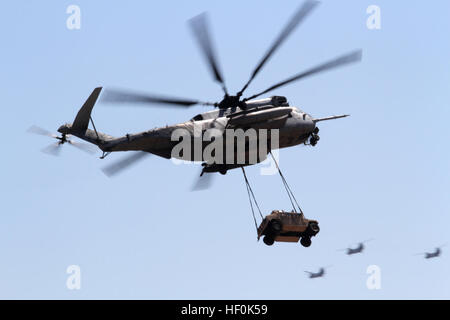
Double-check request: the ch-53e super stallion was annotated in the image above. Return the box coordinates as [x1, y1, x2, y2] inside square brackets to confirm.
[415, 244, 446, 259]
[338, 239, 374, 255]
[29, 0, 361, 180]
[304, 266, 332, 279]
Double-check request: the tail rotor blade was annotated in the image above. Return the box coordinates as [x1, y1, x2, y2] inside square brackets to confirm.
[189, 12, 228, 94]
[102, 151, 150, 177]
[239, 0, 319, 95]
[41, 143, 61, 156]
[27, 125, 57, 138]
[246, 49, 362, 100]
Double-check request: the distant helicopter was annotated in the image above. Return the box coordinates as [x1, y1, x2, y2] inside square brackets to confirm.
[304, 266, 331, 278]
[28, 0, 361, 179]
[415, 244, 446, 259]
[338, 239, 373, 255]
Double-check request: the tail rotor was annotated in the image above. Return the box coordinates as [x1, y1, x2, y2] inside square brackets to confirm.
[27, 125, 97, 156]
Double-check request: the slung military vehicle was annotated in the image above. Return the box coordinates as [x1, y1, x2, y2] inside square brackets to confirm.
[29, 1, 361, 180]
[257, 210, 319, 247]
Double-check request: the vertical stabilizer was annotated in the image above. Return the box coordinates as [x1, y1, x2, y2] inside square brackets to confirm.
[72, 87, 103, 133]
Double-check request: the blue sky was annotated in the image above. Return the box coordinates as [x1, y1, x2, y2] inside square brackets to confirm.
[0, 0, 449, 299]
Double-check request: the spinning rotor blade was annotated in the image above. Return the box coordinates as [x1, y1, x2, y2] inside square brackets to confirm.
[246, 49, 362, 100]
[191, 170, 215, 191]
[68, 140, 98, 155]
[101, 89, 216, 107]
[102, 151, 150, 177]
[239, 0, 319, 95]
[27, 125, 58, 138]
[41, 143, 61, 156]
[189, 12, 228, 94]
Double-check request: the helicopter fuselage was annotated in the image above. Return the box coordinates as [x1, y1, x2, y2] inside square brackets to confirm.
[59, 96, 319, 173]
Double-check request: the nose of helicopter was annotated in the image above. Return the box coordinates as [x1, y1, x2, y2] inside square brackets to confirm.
[301, 114, 316, 133]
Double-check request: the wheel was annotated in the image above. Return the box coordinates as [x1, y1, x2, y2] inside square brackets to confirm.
[307, 222, 320, 236]
[219, 168, 227, 175]
[313, 127, 319, 134]
[263, 236, 275, 246]
[270, 220, 282, 233]
[300, 237, 312, 247]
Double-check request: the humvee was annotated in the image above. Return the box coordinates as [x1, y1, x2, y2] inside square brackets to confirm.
[257, 210, 320, 247]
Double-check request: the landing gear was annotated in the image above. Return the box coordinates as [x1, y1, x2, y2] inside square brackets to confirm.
[100, 151, 111, 159]
[201, 162, 228, 175]
[309, 127, 320, 146]
[300, 237, 312, 247]
[309, 133, 320, 146]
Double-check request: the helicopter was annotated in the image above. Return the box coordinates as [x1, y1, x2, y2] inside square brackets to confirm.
[338, 239, 373, 255]
[415, 244, 446, 259]
[29, 1, 361, 179]
[304, 266, 332, 279]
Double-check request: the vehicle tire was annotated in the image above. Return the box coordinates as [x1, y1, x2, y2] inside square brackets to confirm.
[219, 168, 227, 175]
[263, 236, 275, 246]
[300, 237, 312, 247]
[313, 127, 319, 134]
[270, 220, 282, 233]
[308, 222, 320, 236]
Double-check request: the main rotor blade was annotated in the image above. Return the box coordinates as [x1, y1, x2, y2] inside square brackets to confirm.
[189, 12, 228, 94]
[68, 140, 98, 155]
[246, 49, 362, 100]
[41, 143, 61, 156]
[101, 151, 150, 177]
[239, 0, 319, 95]
[101, 89, 215, 107]
[27, 125, 57, 138]
[191, 169, 215, 191]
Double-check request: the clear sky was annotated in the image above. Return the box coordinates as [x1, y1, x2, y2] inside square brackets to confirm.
[1, 0, 449, 299]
